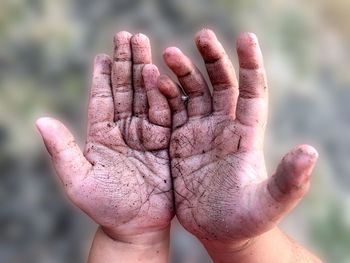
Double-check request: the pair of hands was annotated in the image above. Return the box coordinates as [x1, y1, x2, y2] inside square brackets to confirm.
[36, 29, 318, 261]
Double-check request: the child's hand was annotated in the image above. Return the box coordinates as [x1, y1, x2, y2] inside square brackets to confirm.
[159, 29, 318, 255]
[36, 32, 174, 242]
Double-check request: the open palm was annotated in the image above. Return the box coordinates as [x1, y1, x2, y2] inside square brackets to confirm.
[36, 32, 174, 239]
[159, 29, 318, 244]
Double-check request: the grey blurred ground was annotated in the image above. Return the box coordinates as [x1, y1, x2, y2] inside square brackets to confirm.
[1, 0, 350, 262]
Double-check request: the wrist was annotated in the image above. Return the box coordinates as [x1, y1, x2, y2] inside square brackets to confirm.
[201, 227, 322, 263]
[101, 225, 171, 247]
[200, 234, 257, 263]
[201, 236, 254, 254]
[88, 226, 171, 263]
[201, 228, 283, 263]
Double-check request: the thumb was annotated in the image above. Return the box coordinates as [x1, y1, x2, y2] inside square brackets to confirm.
[36, 117, 92, 192]
[256, 145, 318, 225]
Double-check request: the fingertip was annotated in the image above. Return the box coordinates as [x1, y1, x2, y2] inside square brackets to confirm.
[162, 46, 182, 60]
[35, 118, 64, 156]
[142, 64, 159, 90]
[94, 53, 111, 63]
[195, 29, 225, 62]
[36, 117, 68, 141]
[157, 74, 179, 99]
[272, 145, 319, 201]
[113, 31, 133, 61]
[35, 117, 47, 128]
[36, 118, 90, 187]
[259, 144, 318, 224]
[163, 47, 192, 76]
[286, 145, 319, 173]
[35, 117, 55, 132]
[293, 144, 319, 160]
[36, 117, 53, 155]
[131, 33, 152, 64]
[286, 145, 319, 180]
[131, 33, 150, 45]
[142, 63, 159, 76]
[113, 31, 132, 45]
[236, 32, 263, 69]
[194, 28, 216, 44]
[93, 53, 111, 74]
[236, 32, 258, 46]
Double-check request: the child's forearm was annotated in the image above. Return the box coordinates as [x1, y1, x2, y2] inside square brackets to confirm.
[202, 227, 322, 263]
[87, 226, 170, 263]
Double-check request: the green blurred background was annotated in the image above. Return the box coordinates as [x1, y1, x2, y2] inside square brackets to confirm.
[1, 0, 350, 262]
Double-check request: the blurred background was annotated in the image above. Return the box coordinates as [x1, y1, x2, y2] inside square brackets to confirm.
[1, 0, 350, 262]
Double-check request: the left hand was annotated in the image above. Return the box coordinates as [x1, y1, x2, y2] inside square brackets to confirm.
[158, 29, 318, 248]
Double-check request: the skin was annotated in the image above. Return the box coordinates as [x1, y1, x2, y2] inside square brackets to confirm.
[158, 29, 322, 262]
[36, 32, 173, 262]
[36, 29, 323, 263]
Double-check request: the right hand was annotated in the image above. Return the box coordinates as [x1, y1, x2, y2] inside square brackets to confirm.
[36, 31, 174, 240]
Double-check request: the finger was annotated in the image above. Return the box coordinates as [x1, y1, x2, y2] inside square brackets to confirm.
[36, 117, 92, 193]
[142, 121, 170, 151]
[157, 74, 188, 129]
[87, 54, 114, 129]
[131, 33, 152, 117]
[163, 47, 212, 117]
[195, 29, 238, 117]
[112, 31, 133, 121]
[255, 145, 318, 227]
[236, 33, 268, 127]
[142, 64, 171, 127]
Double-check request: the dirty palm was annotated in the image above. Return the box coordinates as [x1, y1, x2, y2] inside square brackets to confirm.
[36, 29, 318, 245]
[36, 32, 174, 239]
